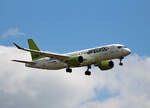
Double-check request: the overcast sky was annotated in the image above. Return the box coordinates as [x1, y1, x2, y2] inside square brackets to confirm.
[0, 0, 150, 108]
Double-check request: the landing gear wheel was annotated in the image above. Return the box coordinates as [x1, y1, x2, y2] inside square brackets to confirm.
[66, 68, 72, 73]
[85, 65, 91, 76]
[85, 71, 91, 76]
[119, 62, 123, 66]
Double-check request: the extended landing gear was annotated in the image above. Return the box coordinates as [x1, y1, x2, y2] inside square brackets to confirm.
[66, 68, 72, 73]
[119, 57, 124, 66]
[85, 65, 91, 76]
[66, 65, 92, 76]
[85, 71, 91, 76]
[119, 62, 123, 66]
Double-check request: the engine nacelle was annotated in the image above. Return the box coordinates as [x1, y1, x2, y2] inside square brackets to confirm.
[98, 60, 114, 70]
[67, 56, 83, 67]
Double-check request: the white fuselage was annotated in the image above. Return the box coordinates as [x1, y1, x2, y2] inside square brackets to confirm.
[25, 44, 131, 70]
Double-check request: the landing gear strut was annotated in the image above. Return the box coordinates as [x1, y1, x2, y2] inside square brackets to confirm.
[85, 65, 91, 76]
[66, 67, 72, 73]
[119, 57, 124, 66]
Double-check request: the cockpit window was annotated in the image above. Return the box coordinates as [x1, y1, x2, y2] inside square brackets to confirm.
[118, 46, 122, 49]
[118, 46, 126, 49]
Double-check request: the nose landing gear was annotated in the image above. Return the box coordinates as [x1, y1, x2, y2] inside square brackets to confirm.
[119, 57, 124, 66]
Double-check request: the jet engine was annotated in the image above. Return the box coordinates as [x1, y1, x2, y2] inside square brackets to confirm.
[97, 60, 114, 70]
[67, 56, 83, 66]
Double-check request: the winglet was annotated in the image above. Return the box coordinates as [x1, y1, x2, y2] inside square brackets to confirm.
[13, 42, 22, 49]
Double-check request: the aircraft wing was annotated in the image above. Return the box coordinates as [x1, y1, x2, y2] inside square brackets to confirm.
[13, 42, 70, 62]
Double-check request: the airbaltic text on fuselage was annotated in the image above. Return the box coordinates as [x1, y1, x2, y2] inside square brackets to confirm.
[78, 47, 109, 55]
[87, 47, 109, 54]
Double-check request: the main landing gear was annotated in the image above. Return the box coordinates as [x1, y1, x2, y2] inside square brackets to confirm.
[66, 67, 72, 73]
[66, 65, 92, 76]
[119, 57, 124, 66]
[85, 65, 91, 76]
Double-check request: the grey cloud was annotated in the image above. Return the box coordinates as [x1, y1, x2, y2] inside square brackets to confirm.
[0, 46, 150, 108]
[79, 55, 150, 108]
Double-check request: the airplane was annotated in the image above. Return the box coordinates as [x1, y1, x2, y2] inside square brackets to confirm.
[12, 39, 131, 75]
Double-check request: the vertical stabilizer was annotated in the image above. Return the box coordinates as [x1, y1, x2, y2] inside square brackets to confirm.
[28, 39, 45, 61]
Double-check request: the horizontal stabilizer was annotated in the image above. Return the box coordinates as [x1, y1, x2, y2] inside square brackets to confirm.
[12, 60, 35, 64]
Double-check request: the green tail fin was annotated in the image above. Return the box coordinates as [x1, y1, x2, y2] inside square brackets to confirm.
[28, 39, 45, 61]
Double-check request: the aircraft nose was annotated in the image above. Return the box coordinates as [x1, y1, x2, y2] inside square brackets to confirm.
[125, 48, 131, 55]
